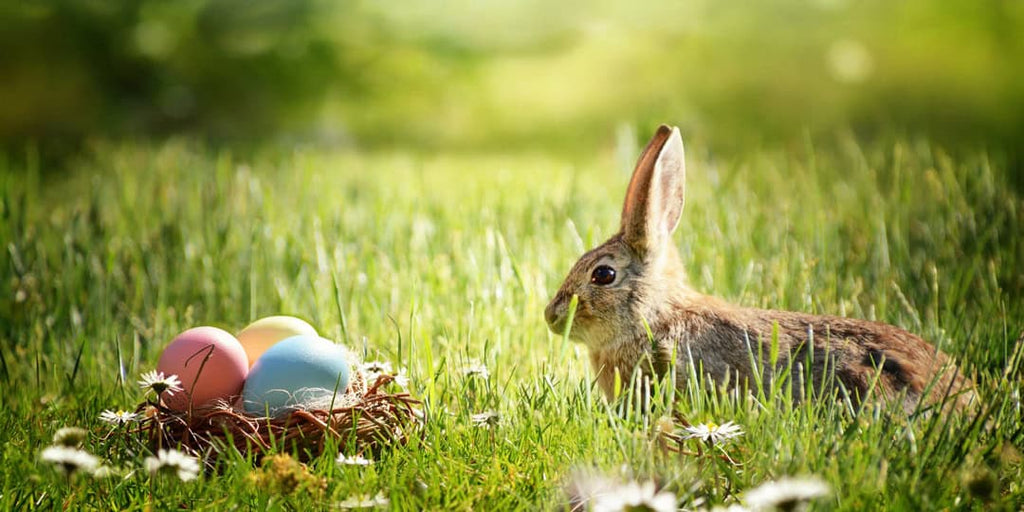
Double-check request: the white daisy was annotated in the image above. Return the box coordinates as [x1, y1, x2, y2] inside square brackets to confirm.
[682, 421, 744, 446]
[470, 411, 501, 429]
[566, 473, 616, 510]
[40, 446, 101, 475]
[138, 371, 183, 397]
[91, 465, 123, 479]
[463, 361, 490, 380]
[144, 448, 201, 481]
[707, 505, 751, 512]
[337, 454, 374, 466]
[360, 361, 393, 384]
[334, 491, 390, 509]
[744, 476, 830, 511]
[52, 427, 88, 447]
[590, 480, 676, 512]
[99, 409, 140, 425]
[393, 368, 410, 389]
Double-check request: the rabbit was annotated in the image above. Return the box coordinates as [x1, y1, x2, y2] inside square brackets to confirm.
[544, 125, 976, 413]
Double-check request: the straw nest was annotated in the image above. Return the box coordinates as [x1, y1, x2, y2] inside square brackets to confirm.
[127, 371, 421, 462]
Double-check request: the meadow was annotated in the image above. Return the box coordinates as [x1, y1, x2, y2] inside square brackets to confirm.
[1, 134, 1022, 510]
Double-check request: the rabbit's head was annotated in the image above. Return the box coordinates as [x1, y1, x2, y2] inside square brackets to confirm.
[544, 125, 691, 347]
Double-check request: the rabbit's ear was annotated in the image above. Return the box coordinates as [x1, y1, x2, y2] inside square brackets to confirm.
[620, 125, 686, 254]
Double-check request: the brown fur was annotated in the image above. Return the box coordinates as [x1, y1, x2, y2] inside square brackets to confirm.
[544, 125, 975, 413]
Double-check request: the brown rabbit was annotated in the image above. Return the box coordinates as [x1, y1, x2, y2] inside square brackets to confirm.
[544, 125, 975, 413]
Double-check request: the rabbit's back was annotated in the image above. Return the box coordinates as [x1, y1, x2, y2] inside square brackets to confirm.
[664, 297, 975, 411]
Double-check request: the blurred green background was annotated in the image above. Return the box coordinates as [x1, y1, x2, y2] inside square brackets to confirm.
[2, 0, 1022, 158]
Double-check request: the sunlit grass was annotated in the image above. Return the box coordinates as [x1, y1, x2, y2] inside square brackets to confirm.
[1, 135, 1021, 509]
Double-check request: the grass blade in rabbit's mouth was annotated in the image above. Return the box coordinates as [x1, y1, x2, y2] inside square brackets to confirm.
[545, 294, 580, 337]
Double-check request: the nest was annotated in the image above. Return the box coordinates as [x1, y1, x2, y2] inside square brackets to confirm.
[128, 372, 421, 463]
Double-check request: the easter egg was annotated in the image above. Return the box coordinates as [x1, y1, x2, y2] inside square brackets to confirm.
[236, 316, 319, 368]
[242, 335, 351, 417]
[157, 326, 249, 411]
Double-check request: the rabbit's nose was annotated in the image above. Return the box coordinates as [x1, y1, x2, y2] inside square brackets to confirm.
[544, 302, 560, 327]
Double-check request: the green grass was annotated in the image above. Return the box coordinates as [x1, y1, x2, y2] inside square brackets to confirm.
[1, 135, 1022, 510]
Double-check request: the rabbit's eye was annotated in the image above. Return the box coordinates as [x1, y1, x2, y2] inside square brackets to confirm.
[591, 265, 616, 285]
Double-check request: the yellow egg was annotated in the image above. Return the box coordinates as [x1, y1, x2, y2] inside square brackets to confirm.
[236, 316, 319, 368]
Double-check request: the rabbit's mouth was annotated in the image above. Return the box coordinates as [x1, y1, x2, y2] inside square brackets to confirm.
[544, 306, 568, 335]
[546, 290, 604, 341]
[544, 300, 583, 337]
[545, 301, 594, 340]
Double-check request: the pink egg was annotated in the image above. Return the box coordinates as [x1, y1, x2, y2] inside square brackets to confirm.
[157, 326, 249, 411]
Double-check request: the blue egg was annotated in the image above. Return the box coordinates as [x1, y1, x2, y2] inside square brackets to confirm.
[242, 335, 351, 417]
